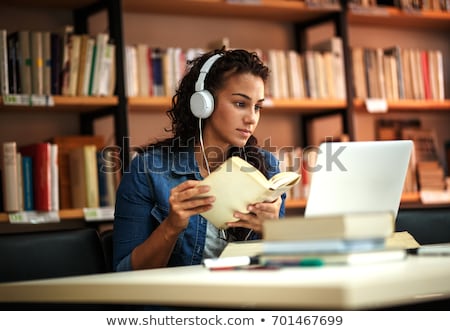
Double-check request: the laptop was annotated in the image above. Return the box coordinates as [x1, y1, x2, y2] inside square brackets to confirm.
[304, 140, 413, 219]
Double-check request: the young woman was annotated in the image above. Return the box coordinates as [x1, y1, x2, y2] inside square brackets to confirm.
[113, 48, 286, 271]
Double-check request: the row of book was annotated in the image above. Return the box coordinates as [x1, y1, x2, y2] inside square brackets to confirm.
[376, 119, 447, 193]
[0, 136, 119, 213]
[351, 46, 445, 101]
[349, 0, 450, 11]
[123, 37, 347, 100]
[0, 27, 115, 97]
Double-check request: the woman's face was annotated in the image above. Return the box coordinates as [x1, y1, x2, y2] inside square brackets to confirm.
[203, 73, 265, 152]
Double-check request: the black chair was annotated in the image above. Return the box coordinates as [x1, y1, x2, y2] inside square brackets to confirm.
[396, 208, 450, 245]
[0, 227, 107, 283]
[99, 229, 114, 272]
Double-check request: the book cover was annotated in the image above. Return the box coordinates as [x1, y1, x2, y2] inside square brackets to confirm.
[7, 32, 21, 94]
[0, 29, 9, 95]
[19, 142, 52, 211]
[30, 31, 43, 95]
[50, 32, 62, 95]
[1, 142, 20, 212]
[219, 237, 386, 259]
[21, 155, 34, 211]
[263, 212, 394, 242]
[68, 144, 100, 208]
[9, 30, 32, 95]
[197, 156, 301, 229]
[41, 31, 51, 96]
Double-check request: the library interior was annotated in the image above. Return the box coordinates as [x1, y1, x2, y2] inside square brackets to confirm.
[0, 0, 449, 311]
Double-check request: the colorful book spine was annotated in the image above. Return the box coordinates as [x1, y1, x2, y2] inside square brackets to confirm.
[21, 155, 34, 211]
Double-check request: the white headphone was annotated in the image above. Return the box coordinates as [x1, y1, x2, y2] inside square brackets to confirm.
[190, 53, 223, 119]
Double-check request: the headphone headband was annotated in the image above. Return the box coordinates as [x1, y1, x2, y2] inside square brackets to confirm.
[194, 53, 223, 92]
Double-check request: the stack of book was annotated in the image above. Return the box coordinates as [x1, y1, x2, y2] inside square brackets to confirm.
[204, 212, 408, 270]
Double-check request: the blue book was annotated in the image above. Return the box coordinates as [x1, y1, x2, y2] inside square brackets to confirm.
[21, 155, 34, 211]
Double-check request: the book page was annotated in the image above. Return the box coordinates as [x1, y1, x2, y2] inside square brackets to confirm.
[386, 231, 420, 249]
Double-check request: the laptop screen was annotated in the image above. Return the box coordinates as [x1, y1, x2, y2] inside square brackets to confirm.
[304, 140, 413, 219]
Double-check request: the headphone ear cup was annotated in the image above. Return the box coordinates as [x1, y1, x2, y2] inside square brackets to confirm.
[190, 90, 215, 119]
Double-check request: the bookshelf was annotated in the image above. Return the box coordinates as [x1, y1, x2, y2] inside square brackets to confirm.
[1, 0, 449, 227]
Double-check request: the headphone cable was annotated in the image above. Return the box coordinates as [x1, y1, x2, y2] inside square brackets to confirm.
[199, 117, 211, 175]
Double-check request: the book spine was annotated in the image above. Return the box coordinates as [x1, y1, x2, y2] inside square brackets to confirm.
[18, 30, 32, 95]
[21, 155, 34, 211]
[41, 31, 51, 95]
[30, 31, 44, 95]
[84, 145, 99, 208]
[50, 32, 62, 95]
[0, 29, 9, 95]
[1, 142, 20, 212]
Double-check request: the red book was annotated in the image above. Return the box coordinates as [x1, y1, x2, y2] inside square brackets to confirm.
[420, 50, 432, 100]
[19, 142, 52, 211]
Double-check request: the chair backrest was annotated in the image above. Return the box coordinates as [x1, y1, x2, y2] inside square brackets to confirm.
[100, 229, 114, 272]
[0, 227, 107, 282]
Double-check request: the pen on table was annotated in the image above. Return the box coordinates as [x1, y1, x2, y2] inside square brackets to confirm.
[262, 258, 325, 268]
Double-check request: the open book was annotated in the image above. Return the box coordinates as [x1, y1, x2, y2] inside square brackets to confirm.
[198, 156, 301, 229]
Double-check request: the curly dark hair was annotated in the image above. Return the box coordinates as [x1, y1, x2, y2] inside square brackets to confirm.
[168, 48, 269, 141]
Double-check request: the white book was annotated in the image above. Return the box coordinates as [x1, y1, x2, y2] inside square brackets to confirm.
[276, 49, 289, 99]
[267, 49, 280, 98]
[30, 31, 44, 95]
[66, 34, 81, 96]
[389, 55, 399, 100]
[322, 52, 335, 99]
[81, 37, 95, 96]
[125, 45, 138, 97]
[375, 48, 386, 99]
[1, 142, 20, 212]
[196, 156, 300, 229]
[304, 50, 317, 99]
[50, 144, 59, 211]
[313, 51, 327, 99]
[435, 50, 445, 100]
[351, 47, 367, 99]
[263, 212, 394, 241]
[91, 33, 109, 96]
[286, 50, 301, 98]
[97, 43, 115, 96]
[136, 43, 150, 97]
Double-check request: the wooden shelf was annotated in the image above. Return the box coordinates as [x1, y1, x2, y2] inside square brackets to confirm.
[122, 0, 341, 22]
[348, 7, 450, 30]
[283, 192, 423, 211]
[0, 0, 98, 10]
[353, 99, 450, 113]
[128, 96, 346, 114]
[0, 208, 115, 223]
[0, 96, 118, 112]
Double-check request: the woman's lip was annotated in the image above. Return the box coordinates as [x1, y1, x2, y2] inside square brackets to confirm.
[237, 129, 251, 136]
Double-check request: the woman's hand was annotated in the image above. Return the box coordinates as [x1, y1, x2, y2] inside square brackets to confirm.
[226, 197, 282, 234]
[165, 180, 215, 233]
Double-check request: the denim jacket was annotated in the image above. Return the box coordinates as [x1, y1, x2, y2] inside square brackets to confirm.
[113, 144, 285, 271]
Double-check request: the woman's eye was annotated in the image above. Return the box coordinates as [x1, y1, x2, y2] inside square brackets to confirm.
[235, 101, 246, 108]
[255, 104, 263, 112]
